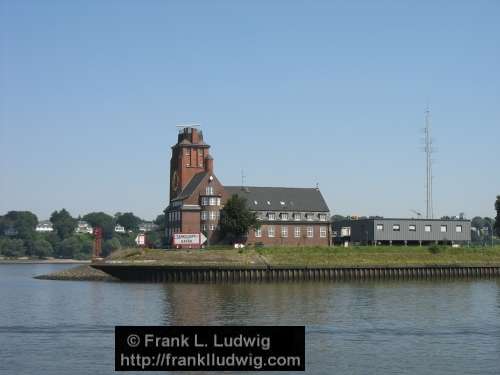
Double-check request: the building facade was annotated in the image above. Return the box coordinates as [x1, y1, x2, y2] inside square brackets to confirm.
[332, 218, 471, 246]
[165, 127, 331, 247]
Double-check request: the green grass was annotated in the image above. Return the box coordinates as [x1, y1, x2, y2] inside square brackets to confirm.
[105, 245, 500, 267]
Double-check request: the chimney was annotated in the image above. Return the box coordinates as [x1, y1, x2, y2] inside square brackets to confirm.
[205, 154, 214, 174]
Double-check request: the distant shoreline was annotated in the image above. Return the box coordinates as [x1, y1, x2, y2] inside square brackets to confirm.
[0, 258, 90, 264]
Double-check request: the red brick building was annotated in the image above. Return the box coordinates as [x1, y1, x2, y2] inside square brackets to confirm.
[165, 127, 330, 247]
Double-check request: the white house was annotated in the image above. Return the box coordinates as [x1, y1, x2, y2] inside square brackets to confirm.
[75, 220, 93, 234]
[114, 224, 126, 233]
[36, 220, 54, 232]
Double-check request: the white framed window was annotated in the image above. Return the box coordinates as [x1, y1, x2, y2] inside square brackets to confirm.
[281, 226, 288, 238]
[205, 186, 214, 195]
[409, 224, 416, 231]
[209, 197, 216, 206]
[456, 225, 462, 233]
[393, 224, 400, 231]
[440, 225, 447, 232]
[320, 227, 327, 238]
[268, 213, 275, 221]
[201, 211, 208, 220]
[425, 225, 432, 232]
[294, 227, 301, 238]
[216, 198, 221, 206]
[209, 224, 215, 231]
[255, 228, 262, 238]
[202, 224, 207, 231]
[294, 213, 301, 221]
[281, 213, 289, 221]
[319, 214, 327, 221]
[209, 211, 216, 220]
[268, 226, 275, 237]
[376, 224, 384, 231]
[307, 227, 314, 238]
[201, 197, 208, 206]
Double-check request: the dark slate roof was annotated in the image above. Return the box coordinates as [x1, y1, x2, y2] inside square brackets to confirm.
[174, 172, 207, 200]
[224, 186, 329, 212]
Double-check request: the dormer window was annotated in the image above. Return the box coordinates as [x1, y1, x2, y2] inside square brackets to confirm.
[280, 213, 289, 221]
[268, 213, 276, 221]
[306, 214, 313, 221]
[293, 213, 301, 221]
[319, 214, 327, 221]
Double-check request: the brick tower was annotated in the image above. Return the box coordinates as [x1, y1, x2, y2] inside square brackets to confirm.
[169, 127, 211, 200]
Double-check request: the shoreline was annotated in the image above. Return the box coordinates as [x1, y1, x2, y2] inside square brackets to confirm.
[91, 263, 500, 282]
[0, 259, 90, 264]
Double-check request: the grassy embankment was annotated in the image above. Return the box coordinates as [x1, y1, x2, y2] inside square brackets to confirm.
[104, 245, 500, 267]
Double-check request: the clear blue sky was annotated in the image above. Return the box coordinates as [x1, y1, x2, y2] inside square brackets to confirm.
[1, 0, 499, 221]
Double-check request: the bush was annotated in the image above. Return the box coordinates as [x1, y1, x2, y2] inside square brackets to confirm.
[428, 244, 442, 254]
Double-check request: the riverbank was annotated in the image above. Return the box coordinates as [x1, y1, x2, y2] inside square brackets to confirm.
[35, 246, 500, 282]
[104, 245, 500, 267]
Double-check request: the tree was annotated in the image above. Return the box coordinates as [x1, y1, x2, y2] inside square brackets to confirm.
[31, 238, 53, 258]
[82, 212, 114, 239]
[495, 195, 500, 237]
[0, 238, 26, 257]
[331, 215, 347, 222]
[116, 212, 141, 231]
[220, 195, 259, 243]
[2, 211, 38, 240]
[50, 209, 77, 239]
[56, 237, 82, 258]
[102, 238, 121, 256]
[471, 216, 485, 231]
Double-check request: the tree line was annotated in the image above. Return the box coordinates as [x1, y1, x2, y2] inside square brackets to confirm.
[0, 210, 166, 259]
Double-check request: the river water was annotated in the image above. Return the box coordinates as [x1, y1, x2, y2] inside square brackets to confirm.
[0, 264, 499, 374]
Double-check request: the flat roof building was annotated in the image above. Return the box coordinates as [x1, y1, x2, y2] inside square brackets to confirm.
[332, 218, 471, 246]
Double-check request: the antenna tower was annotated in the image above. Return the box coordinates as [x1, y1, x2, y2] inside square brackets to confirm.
[424, 107, 434, 219]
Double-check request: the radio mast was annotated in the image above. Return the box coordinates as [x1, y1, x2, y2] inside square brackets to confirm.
[424, 107, 434, 219]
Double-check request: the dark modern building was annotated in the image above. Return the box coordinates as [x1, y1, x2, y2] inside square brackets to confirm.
[332, 218, 471, 246]
[165, 126, 331, 247]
